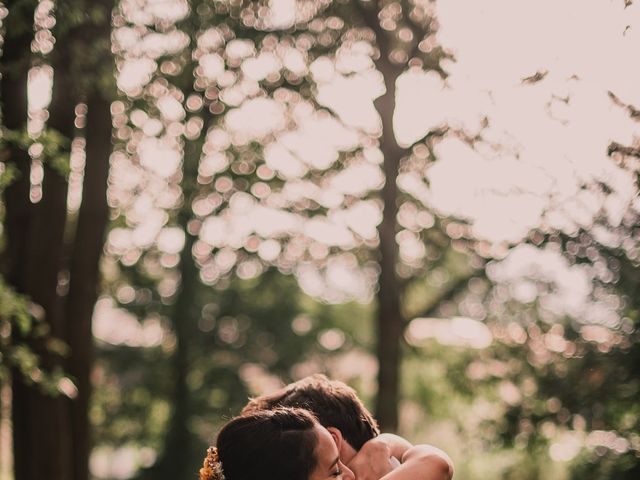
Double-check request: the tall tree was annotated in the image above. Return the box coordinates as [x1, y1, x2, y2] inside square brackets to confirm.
[64, 1, 116, 477]
[193, 0, 454, 431]
[349, 0, 451, 430]
[145, 90, 214, 480]
[1, 1, 73, 478]
[1, 2, 36, 287]
[1, 1, 116, 478]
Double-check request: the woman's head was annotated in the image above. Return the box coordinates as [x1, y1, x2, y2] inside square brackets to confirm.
[200, 407, 354, 480]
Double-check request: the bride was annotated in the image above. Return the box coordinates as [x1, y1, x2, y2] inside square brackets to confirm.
[200, 407, 453, 480]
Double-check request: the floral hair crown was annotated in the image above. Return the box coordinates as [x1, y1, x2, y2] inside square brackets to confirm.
[200, 446, 226, 480]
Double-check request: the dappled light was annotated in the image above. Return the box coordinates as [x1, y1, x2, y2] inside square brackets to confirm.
[1, 0, 640, 479]
[406, 316, 493, 349]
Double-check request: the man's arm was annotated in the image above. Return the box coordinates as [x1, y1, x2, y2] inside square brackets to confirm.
[346, 436, 395, 480]
[382, 444, 453, 480]
[347, 435, 453, 480]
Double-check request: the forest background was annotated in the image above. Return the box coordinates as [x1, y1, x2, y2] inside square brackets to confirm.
[0, 0, 639, 479]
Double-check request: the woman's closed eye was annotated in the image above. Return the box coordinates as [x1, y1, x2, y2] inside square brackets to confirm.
[331, 467, 342, 477]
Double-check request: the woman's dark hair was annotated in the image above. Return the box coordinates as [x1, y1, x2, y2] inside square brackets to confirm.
[216, 407, 319, 480]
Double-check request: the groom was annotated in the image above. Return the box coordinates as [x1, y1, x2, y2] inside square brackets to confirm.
[241, 374, 453, 480]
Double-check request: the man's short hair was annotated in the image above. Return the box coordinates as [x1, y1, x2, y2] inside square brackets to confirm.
[242, 374, 379, 450]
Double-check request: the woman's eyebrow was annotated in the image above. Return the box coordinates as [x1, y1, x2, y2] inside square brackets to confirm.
[329, 456, 339, 470]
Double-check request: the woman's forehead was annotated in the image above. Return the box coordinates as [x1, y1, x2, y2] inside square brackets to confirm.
[313, 424, 338, 467]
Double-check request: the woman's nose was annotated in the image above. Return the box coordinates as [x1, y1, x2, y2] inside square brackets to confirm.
[341, 462, 355, 480]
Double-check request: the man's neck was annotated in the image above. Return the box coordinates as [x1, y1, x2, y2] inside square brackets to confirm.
[339, 441, 358, 465]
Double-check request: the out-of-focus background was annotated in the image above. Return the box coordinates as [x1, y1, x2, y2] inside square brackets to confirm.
[1, 0, 639, 479]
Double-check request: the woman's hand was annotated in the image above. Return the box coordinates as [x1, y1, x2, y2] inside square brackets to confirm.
[383, 444, 453, 480]
[348, 435, 453, 480]
[346, 437, 394, 480]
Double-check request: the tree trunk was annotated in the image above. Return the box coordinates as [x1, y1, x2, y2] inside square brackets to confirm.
[4, 2, 114, 479]
[0, 2, 70, 479]
[373, 60, 406, 432]
[14, 37, 76, 480]
[145, 226, 198, 480]
[65, 90, 112, 480]
[351, 0, 408, 432]
[63, 2, 115, 477]
[17, 169, 72, 480]
[143, 111, 211, 480]
[4, 3, 78, 475]
[1, 0, 35, 290]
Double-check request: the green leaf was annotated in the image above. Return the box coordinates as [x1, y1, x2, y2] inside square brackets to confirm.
[46, 337, 71, 357]
[14, 311, 32, 336]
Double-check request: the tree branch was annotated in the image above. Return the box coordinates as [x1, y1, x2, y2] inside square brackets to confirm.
[353, 0, 382, 34]
[411, 268, 486, 320]
[400, 0, 428, 60]
[353, 0, 391, 61]
[608, 90, 640, 120]
[608, 141, 640, 158]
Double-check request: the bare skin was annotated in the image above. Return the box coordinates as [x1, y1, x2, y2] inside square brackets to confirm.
[326, 429, 453, 480]
[309, 424, 356, 480]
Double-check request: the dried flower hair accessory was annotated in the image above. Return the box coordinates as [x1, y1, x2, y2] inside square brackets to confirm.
[199, 446, 226, 480]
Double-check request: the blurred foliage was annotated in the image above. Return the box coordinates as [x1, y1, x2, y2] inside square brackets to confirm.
[0, 127, 71, 176]
[0, 142, 70, 396]
[92, 0, 640, 476]
[93, 233, 640, 479]
[1, 0, 639, 479]
[93, 269, 373, 475]
[0, 276, 34, 381]
[0, 276, 73, 396]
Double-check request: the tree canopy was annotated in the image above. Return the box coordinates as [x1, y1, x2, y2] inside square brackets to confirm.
[1, 1, 639, 479]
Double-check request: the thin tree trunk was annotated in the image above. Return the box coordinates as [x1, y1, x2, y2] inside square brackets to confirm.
[143, 110, 212, 480]
[17, 170, 72, 480]
[351, 0, 408, 432]
[1, 0, 35, 291]
[373, 60, 406, 432]
[14, 40, 76, 480]
[62, 2, 116, 477]
[146, 224, 198, 480]
[142, 5, 217, 469]
[65, 91, 112, 480]
[3, 49, 35, 480]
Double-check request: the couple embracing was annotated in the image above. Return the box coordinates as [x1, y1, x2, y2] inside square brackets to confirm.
[200, 374, 453, 480]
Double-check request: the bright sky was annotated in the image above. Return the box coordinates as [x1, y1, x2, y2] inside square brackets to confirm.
[394, 0, 640, 243]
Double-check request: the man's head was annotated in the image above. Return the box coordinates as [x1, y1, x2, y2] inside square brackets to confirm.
[242, 374, 379, 461]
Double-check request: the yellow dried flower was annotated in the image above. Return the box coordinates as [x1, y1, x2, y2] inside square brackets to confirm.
[200, 446, 225, 480]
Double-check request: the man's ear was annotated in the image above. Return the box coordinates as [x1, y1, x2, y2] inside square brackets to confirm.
[326, 427, 343, 449]
[326, 427, 357, 464]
